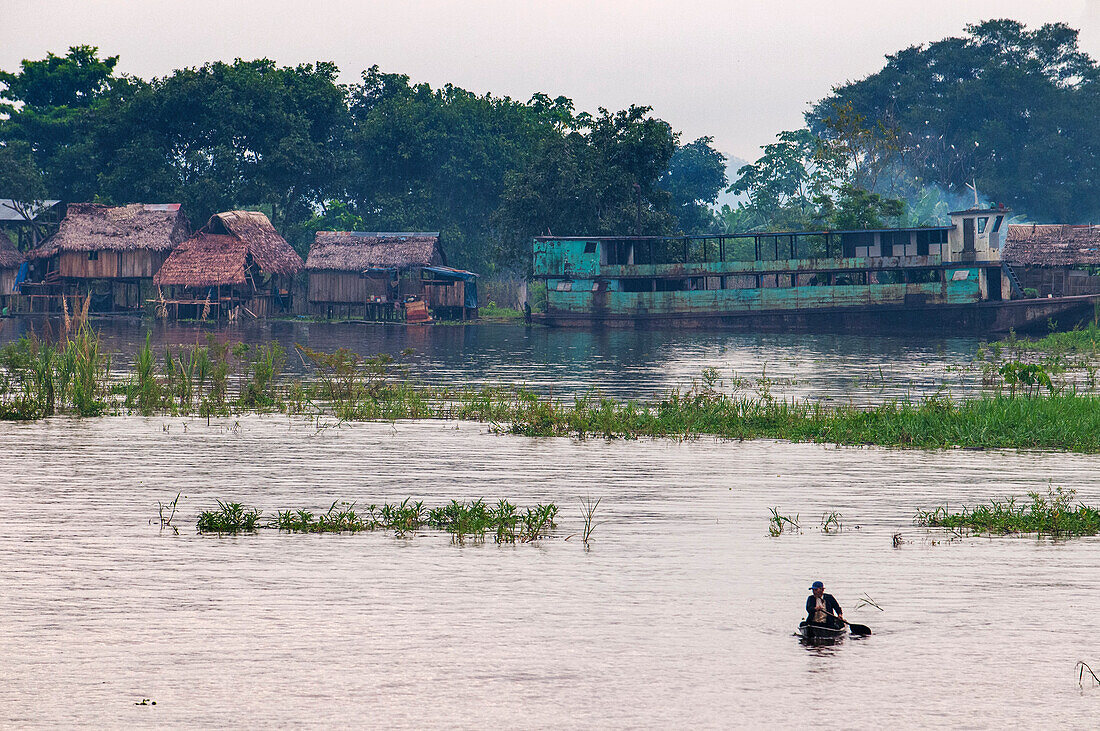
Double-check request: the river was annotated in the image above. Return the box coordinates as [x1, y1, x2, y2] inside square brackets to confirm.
[1, 320, 1097, 728]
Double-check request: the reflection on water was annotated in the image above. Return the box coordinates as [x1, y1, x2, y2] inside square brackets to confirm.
[0, 417, 1098, 727]
[0, 317, 989, 403]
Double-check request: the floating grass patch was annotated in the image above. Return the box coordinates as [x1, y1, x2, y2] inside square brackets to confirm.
[196, 501, 263, 534]
[915, 487, 1100, 536]
[198, 498, 558, 542]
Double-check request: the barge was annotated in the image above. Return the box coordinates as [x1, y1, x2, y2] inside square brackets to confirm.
[532, 207, 1100, 333]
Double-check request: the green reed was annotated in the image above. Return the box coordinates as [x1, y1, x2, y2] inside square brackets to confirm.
[915, 487, 1100, 536]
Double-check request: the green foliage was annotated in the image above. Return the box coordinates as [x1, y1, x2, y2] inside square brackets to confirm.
[495, 105, 681, 264]
[196, 501, 262, 534]
[916, 487, 1100, 536]
[659, 136, 728, 233]
[808, 19, 1100, 222]
[268, 498, 557, 542]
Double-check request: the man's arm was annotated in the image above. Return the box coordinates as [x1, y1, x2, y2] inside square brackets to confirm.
[828, 595, 843, 617]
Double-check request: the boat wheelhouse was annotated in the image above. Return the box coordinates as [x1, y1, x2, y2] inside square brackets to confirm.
[532, 207, 1100, 333]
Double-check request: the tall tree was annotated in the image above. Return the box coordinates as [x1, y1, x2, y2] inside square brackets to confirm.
[659, 136, 727, 233]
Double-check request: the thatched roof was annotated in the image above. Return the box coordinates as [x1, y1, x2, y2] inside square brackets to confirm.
[1004, 224, 1100, 267]
[153, 234, 247, 287]
[0, 228, 22, 269]
[154, 210, 302, 287]
[305, 231, 444, 271]
[28, 203, 190, 260]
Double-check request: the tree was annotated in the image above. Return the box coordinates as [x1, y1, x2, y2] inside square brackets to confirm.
[808, 19, 1100, 222]
[0, 141, 48, 247]
[92, 59, 350, 253]
[659, 136, 727, 233]
[0, 46, 121, 202]
[496, 105, 679, 266]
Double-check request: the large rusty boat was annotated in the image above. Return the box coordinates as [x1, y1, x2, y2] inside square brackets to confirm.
[532, 207, 1100, 333]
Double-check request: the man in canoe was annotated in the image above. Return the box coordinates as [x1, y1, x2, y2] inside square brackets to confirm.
[806, 581, 844, 628]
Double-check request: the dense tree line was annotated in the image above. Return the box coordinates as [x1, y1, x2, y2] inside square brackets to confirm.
[0, 48, 727, 273]
[723, 19, 1100, 232]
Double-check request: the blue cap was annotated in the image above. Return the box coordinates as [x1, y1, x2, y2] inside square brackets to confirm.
[809, 581, 824, 590]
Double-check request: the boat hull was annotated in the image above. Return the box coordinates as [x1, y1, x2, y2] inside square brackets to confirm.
[799, 621, 848, 643]
[535, 294, 1100, 334]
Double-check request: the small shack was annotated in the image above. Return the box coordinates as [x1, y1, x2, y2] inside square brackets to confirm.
[153, 210, 303, 319]
[22, 203, 190, 313]
[1004, 224, 1100, 297]
[0, 228, 24, 311]
[305, 231, 478, 321]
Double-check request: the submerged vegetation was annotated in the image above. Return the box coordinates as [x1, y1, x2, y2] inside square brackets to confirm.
[915, 487, 1100, 536]
[198, 498, 558, 543]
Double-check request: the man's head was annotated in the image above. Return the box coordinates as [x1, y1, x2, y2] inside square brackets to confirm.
[809, 580, 824, 597]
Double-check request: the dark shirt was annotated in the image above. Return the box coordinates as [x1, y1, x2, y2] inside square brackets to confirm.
[805, 593, 842, 625]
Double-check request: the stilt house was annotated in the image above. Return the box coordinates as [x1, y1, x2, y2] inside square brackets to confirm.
[0, 229, 23, 311]
[305, 231, 478, 320]
[22, 203, 190, 313]
[153, 210, 303, 319]
[1004, 224, 1100, 297]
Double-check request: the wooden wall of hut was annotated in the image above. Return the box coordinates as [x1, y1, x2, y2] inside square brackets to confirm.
[0, 269, 16, 307]
[424, 281, 465, 308]
[307, 271, 389, 303]
[1017, 267, 1100, 298]
[59, 250, 168, 279]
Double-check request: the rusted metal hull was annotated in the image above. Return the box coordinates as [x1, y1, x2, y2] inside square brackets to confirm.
[535, 294, 1100, 334]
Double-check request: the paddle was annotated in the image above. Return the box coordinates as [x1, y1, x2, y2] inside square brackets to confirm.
[824, 611, 871, 636]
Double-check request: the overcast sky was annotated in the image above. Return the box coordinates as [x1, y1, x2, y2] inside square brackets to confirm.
[3, 1, 1100, 162]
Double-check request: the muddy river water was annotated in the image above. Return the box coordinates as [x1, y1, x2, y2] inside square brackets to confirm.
[1, 321, 1098, 727]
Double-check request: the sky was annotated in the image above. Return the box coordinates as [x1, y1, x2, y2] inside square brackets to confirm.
[3, 0, 1100, 164]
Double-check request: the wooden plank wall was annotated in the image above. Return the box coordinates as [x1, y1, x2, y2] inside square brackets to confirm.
[59, 250, 166, 279]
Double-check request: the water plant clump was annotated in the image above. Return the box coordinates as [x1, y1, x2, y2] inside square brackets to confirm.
[915, 487, 1100, 536]
[196, 497, 559, 542]
[197, 501, 263, 534]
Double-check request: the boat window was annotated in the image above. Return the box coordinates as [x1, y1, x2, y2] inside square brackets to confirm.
[951, 269, 971, 281]
[724, 274, 756, 289]
[655, 278, 689, 292]
[584, 242, 598, 254]
[977, 217, 989, 234]
[873, 270, 905, 284]
[906, 269, 940, 284]
[797, 273, 829, 286]
[992, 215, 1004, 232]
[620, 278, 652, 293]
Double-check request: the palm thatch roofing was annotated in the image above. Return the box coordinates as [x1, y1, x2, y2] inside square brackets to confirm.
[0, 228, 22, 269]
[154, 210, 303, 287]
[305, 232, 444, 272]
[28, 203, 190, 260]
[1004, 224, 1100, 267]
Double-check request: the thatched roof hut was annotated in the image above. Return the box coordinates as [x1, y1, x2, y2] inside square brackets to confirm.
[305, 232, 444, 272]
[0, 228, 22, 270]
[154, 210, 303, 287]
[1005, 224, 1100, 267]
[28, 203, 190, 261]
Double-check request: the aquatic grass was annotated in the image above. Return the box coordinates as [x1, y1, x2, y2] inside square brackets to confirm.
[580, 496, 601, 546]
[768, 507, 800, 536]
[197, 501, 263, 534]
[915, 487, 1100, 536]
[274, 501, 369, 533]
[820, 511, 843, 533]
